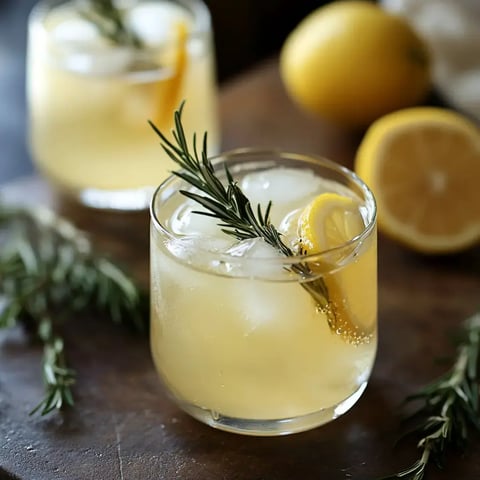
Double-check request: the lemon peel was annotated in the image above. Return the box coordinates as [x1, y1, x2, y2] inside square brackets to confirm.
[150, 20, 189, 128]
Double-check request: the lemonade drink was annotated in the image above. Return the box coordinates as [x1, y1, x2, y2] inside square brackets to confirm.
[27, 0, 219, 210]
[150, 150, 377, 436]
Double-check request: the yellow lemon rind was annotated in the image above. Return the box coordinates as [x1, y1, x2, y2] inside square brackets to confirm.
[279, 0, 431, 128]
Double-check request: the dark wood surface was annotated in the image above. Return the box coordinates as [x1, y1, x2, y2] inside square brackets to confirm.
[1, 59, 480, 480]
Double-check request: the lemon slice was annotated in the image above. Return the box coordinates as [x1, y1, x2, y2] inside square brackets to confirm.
[298, 193, 375, 343]
[298, 192, 365, 254]
[355, 107, 480, 254]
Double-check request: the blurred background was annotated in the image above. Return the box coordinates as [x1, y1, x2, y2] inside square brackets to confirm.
[3, 0, 479, 188]
[0, 0, 328, 185]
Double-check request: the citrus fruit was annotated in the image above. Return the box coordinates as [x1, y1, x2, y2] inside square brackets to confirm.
[298, 192, 365, 254]
[280, 0, 431, 128]
[298, 193, 376, 342]
[355, 107, 480, 254]
[153, 20, 188, 127]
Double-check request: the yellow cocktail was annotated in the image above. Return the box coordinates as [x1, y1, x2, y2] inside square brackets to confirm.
[27, 0, 219, 210]
[150, 150, 377, 435]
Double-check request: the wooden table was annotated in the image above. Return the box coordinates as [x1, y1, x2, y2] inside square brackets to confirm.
[1, 58, 480, 480]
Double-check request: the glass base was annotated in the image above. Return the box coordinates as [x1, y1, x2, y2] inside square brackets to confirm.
[78, 186, 156, 211]
[175, 381, 368, 436]
[39, 171, 157, 211]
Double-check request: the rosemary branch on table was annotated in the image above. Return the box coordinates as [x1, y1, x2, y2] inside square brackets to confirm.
[80, 0, 143, 48]
[0, 202, 148, 415]
[380, 312, 480, 480]
[148, 103, 332, 315]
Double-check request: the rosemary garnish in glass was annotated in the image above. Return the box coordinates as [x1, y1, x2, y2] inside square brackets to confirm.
[80, 0, 143, 48]
[380, 312, 480, 480]
[149, 103, 332, 316]
[0, 202, 148, 415]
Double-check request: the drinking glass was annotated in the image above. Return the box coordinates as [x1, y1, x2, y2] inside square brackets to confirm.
[27, 0, 219, 210]
[150, 149, 378, 436]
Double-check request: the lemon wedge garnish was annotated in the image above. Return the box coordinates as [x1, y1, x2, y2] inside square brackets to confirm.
[155, 20, 188, 126]
[298, 192, 375, 344]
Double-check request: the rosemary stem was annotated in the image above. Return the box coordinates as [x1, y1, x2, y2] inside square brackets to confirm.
[1, 201, 148, 415]
[380, 312, 480, 480]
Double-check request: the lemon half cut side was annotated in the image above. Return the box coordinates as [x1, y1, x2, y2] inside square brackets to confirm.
[355, 107, 480, 254]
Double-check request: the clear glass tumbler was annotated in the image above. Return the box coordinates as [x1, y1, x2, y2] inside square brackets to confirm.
[27, 0, 219, 210]
[150, 149, 378, 436]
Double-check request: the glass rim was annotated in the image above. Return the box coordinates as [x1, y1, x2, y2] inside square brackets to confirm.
[29, 0, 212, 49]
[150, 148, 377, 269]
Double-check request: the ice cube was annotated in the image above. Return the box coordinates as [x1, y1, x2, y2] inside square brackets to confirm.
[230, 271, 313, 335]
[50, 17, 101, 45]
[225, 238, 280, 258]
[126, 1, 191, 47]
[50, 16, 134, 74]
[67, 48, 134, 75]
[240, 167, 322, 226]
[241, 168, 321, 207]
[222, 238, 285, 278]
[170, 201, 223, 237]
[168, 235, 232, 260]
[163, 235, 234, 289]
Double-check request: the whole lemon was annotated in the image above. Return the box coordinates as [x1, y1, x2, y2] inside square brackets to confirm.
[280, 1, 431, 128]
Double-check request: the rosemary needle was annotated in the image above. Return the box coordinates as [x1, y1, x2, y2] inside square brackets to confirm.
[0, 202, 148, 415]
[380, 312, 480, 480]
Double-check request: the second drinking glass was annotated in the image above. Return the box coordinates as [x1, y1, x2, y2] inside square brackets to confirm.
[27, 0, 219, 210]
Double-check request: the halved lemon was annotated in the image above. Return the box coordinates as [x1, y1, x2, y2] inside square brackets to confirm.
[355, 107, 480, 254]
[298, 193, 376, 343]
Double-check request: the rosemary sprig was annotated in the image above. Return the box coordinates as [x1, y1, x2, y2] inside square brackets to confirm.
[0, 202, 148, 415]
[80, 0, 142, 48]
[149, 103, 332, 314]
[380, 312, 480, 480]
[30, 331, 75, 416]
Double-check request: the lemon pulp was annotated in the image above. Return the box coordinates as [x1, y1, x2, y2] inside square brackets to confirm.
[355, 106, 480, 253]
